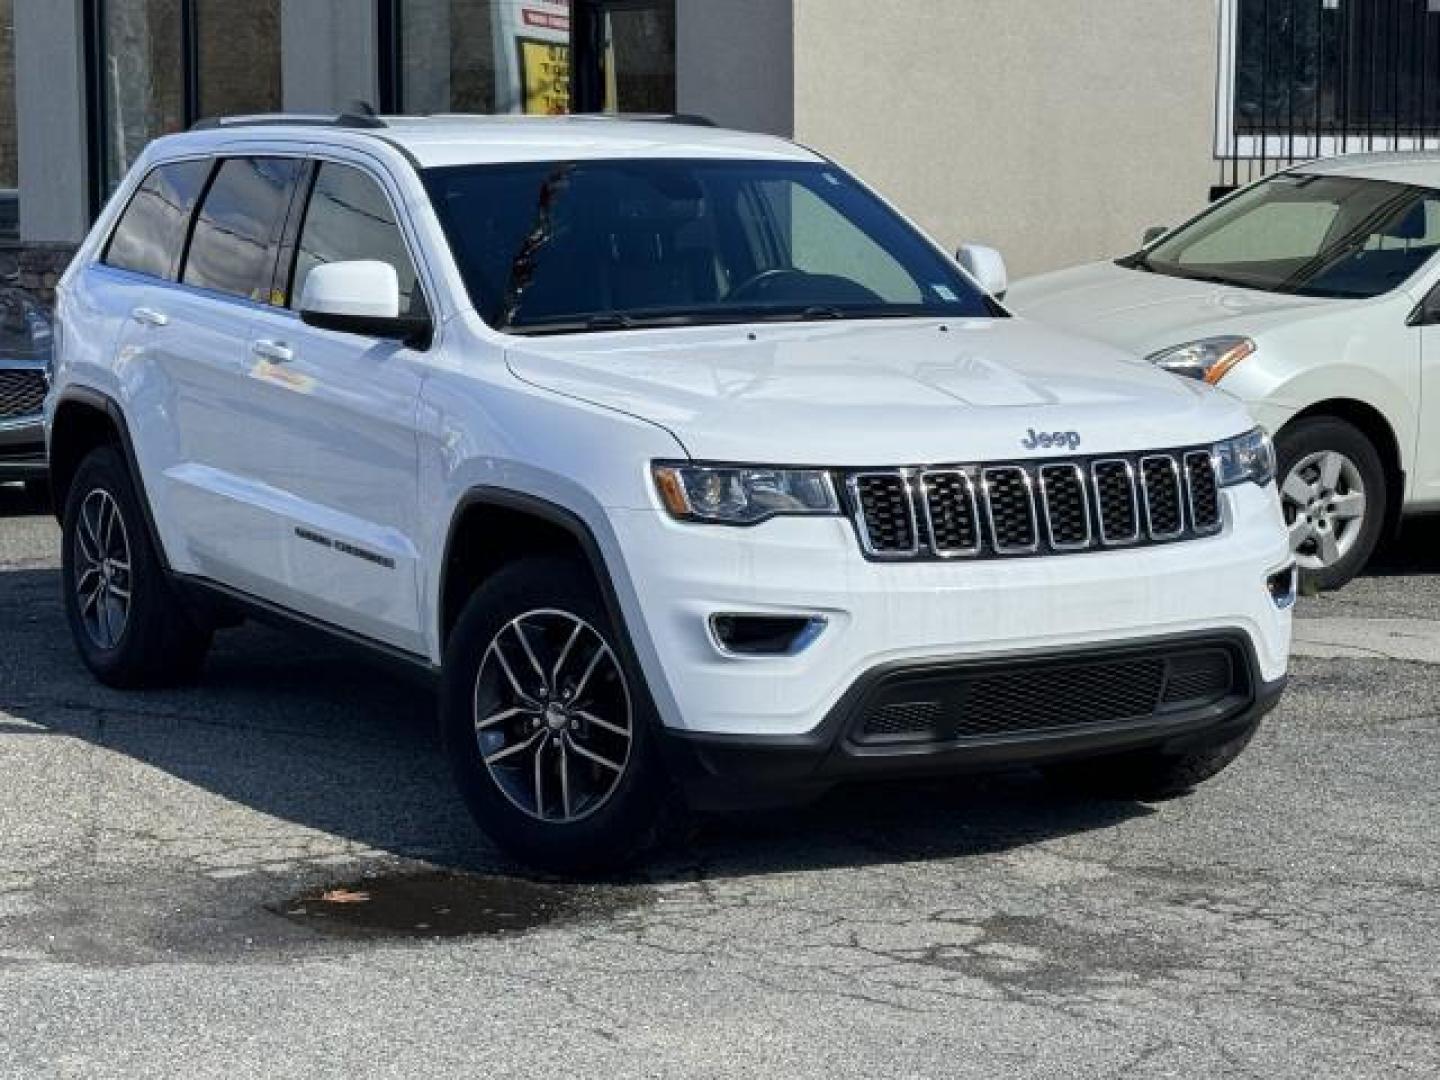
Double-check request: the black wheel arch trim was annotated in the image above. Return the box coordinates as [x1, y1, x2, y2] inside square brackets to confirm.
[50, 385, 172, 572]
[440, 486, 666, 727]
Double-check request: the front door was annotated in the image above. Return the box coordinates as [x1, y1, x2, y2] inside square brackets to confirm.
[215, 158, 432, 654]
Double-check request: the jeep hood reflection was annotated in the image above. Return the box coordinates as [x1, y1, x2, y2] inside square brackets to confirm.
[504, 318, 1257, 465]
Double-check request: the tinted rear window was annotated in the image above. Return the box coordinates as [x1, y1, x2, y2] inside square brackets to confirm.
[183, 157, 305, 303]
[103, 159, 213, 280]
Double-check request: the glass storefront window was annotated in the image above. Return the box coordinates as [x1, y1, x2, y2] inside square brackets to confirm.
[99, 0, 184, 196]
[194, 0, 281, 121]
[390, 0, 675, 117]
[0, 0, 18, 236]
[397, 0, 576, 115]
[95, 0, 281, 195]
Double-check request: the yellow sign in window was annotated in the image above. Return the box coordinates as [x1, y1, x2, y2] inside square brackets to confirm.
[519, 39, 571, 115]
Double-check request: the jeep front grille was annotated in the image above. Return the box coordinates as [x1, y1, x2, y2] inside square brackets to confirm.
[845, 447, 1224, 561]
[0, 369, 45, 421]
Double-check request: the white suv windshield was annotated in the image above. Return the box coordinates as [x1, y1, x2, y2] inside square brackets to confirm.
[423, 159, 997, 332]
[1130, 173, 1440, 299]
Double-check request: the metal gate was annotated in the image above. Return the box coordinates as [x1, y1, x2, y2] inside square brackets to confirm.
[1217, 0, 1440, 193]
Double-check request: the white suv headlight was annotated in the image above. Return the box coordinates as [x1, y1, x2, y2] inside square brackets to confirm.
[653, 463, 840, 525]
[1213, 428, 1276, 488]
[1147, 336, 1256, 385]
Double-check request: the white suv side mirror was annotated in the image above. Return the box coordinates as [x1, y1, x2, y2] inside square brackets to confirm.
[300, 260, 401, 320]
[298, 260, 431, 345]
[956, 244, 1008, 299]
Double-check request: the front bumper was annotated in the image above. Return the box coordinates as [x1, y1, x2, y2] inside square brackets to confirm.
[607, 482, 1293, 739]
[0, 418, 46, 480]
[662, 630, 1285, 807]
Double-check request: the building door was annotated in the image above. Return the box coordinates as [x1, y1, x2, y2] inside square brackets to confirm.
[572, 0, 676, 114]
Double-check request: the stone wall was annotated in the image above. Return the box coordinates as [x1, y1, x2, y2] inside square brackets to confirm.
[0, 243, 77, 308]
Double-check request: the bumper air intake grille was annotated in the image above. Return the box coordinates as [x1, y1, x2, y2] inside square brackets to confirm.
[854, 642, 1248, 744]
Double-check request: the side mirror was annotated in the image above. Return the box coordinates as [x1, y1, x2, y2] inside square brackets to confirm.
[298, 260, 430, 345]
[1142, 226, 1169, 246]
[956, 244, 1008, 299]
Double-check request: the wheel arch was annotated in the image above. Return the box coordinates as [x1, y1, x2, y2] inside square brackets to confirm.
[439, 488, 631, 657]
[1280, 398, 1405, 533]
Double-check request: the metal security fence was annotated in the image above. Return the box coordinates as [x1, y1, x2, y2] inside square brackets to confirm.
[1216, 0, 1440, 192]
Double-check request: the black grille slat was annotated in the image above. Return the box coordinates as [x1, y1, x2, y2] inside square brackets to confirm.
[1038, 464, 1090, 549]
[850, 472, 917, 555]
[1184, 452, 1223, 534]
[1141, 455, 1185, 539]
[982, 467, 1037, 552]
[856, 644, 1249, 745]
[0, 370, 45, 420]
[921, 470, 980, 555]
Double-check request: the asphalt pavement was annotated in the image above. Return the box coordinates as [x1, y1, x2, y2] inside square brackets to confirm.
[1, 482, 1437, 1078]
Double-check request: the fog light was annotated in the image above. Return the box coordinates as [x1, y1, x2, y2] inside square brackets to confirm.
[1267, 565, 1298, 610]
[710, 614, 827, 656]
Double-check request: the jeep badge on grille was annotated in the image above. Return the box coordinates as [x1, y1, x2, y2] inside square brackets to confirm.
[1021, 428, 1081, 451]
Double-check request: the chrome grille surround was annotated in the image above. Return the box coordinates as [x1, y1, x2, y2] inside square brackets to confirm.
[1037, 463, 1092, 550]
[1139, 455, 1186, 540]
[918, 469, 981, 557]
[844, 446, 1225, 561]
[980, 466, 1039, 554]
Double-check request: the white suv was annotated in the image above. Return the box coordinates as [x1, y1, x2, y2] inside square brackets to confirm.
[46, 114, 1293, 871]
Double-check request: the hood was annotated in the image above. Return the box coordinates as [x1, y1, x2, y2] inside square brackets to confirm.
[504, 317, 1257, 465]
[1005, 260, 1341, 357]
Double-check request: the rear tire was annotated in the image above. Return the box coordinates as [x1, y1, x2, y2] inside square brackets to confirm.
[1043, 720, 1259, 800]
[60, 446, 211, 687]
[1275, 417, 1387, 592]
[442, 556, 667, 874]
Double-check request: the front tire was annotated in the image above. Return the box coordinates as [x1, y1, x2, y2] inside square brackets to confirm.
[442, 556, 667, 874]
[60, 446, 211, 687]
[1275, 417, 1386, 592]
[1043, 720, 1258, 800]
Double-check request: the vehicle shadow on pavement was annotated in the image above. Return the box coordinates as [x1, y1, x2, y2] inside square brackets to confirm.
[0, 563, 1152, 882]
[1369, 515, 1440, 576]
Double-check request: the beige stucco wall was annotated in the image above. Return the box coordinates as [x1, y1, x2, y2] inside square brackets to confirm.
[792, 0, 1220, 279]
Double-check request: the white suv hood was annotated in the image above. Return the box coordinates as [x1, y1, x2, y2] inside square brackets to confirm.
[505, 317, 1257, 465]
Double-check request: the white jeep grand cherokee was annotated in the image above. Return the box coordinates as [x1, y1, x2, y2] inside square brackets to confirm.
[46, 114, 1293, 871]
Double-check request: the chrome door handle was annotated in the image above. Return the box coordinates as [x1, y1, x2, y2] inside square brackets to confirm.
[131, 306, 169, 327]
[252, 340, 294, 364]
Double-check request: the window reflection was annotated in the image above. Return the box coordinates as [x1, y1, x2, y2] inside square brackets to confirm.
[100, 0, 184, 193]
[291, 163, 422, 313]
[183, 157, 302, 303]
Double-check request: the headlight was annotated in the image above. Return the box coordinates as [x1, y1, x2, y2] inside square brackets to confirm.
[652, 463, 840, 524]
[1213, 427, 1276, 488]
[1147, 336, 1256, 385]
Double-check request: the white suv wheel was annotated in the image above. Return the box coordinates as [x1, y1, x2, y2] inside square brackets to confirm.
[1281, 449, 1368, 571]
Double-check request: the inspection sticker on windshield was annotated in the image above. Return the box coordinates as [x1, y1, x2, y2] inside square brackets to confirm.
[932, 284, 959, 301]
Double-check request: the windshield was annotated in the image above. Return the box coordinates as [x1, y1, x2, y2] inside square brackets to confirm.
[1130, 173, 1440, 299]
[423, 159, 997, 332]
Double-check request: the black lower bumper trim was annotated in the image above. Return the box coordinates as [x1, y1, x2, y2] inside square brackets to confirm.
[662, 631, 1285, 810]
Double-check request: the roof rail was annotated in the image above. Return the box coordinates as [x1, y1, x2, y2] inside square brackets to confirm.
[570, 112, 717, 128]
[190, 111, 387, 132]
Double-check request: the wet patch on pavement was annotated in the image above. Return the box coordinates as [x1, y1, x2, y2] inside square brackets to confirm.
[276, 870, 654, 940]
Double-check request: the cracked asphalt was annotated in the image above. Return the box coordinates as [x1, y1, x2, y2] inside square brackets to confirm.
[1, 482, 1437, 1078]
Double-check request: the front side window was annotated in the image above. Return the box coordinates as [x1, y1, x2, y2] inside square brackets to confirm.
[183, 157, 303, 302]
[103, 158, 213, 280]
[289, 163, 422, 313]
[1135, 174, 1440, 299]
[424, 159, 993, 332]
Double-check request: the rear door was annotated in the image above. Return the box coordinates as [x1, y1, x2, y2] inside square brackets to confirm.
[142, 155, 310, 585]
[204, 157, 431, 653]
